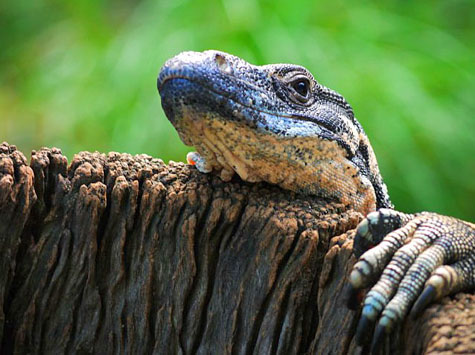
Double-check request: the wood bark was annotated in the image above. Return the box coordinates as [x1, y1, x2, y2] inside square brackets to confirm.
[0, 142, 473, 354]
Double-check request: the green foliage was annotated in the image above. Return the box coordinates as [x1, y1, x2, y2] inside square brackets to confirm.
[1, 0, 474, 219]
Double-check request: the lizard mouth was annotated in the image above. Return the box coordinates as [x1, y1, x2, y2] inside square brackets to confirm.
[159, 76, 355, 159]
[160, 75, 338, 133]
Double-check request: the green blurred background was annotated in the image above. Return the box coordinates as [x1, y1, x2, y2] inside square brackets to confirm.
[1, 0, 474, 220]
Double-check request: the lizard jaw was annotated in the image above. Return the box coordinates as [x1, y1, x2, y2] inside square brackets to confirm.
[172, 105, 377, 214]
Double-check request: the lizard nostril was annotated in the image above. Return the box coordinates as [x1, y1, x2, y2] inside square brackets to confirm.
[215, 53, 232, 74]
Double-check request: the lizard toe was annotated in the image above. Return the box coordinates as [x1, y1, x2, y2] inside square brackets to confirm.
[349, 214, 423, 291]
[411, 253, 475, 318]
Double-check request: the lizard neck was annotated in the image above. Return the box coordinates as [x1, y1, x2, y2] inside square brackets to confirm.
[355, 133, 393, 210]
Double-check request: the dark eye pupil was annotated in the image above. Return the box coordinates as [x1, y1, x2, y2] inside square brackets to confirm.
[293, 80, 309, 96]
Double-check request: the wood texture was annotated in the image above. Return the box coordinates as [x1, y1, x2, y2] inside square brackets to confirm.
[0, 142, 473, 354]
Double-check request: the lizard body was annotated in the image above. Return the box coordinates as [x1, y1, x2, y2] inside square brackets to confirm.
[157, 50, 475, 353]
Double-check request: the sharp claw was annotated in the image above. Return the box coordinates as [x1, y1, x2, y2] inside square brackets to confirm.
[355, 313, 374, 345]
[370, 324, 386, 354]
[345, 283, 364, 310]
[355, 315, 370, 345]
[411, 285, 436, 319]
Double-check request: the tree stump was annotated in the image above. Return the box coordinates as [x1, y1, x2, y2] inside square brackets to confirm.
[0, 142, 473, 354]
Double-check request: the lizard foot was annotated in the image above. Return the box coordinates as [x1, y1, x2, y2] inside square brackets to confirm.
[347, 209, 475, 353]
[187, 150, 236, 181]
[187, 151, 213, 173]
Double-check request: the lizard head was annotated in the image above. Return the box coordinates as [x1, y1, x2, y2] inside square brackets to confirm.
[157, 50, 391, 214]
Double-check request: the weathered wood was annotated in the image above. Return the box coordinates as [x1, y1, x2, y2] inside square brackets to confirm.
[0, 142, 473, 354]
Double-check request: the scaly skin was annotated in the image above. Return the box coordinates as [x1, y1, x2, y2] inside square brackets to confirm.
[349, 209, 475, 352]
[157, 50, 475, 353]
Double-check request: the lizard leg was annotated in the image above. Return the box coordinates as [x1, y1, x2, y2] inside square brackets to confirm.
[187, 151, 213, 173]
[348, 211, 475, 352]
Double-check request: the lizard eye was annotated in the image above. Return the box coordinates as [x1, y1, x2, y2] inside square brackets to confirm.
[289, 77, 311, 103]
[292, 79, 309, 96]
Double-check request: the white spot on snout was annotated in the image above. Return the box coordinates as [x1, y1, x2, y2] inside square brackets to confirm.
[215, 54, 233, 74]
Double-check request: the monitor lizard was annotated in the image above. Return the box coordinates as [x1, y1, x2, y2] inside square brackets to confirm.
[157, 50, 475, 353]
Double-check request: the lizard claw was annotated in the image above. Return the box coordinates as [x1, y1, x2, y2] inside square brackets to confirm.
[410, 285, 436, 319]
[348, 210, 475, 349]
[345, 283, 364, 310]
[370, 323, 386, 354]
[355, 313, 374, 345]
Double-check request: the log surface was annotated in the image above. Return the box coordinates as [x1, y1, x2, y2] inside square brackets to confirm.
[0, 142, 473, 354]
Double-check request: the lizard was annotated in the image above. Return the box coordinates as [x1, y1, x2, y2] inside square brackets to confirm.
[156, 50, 475, 353]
